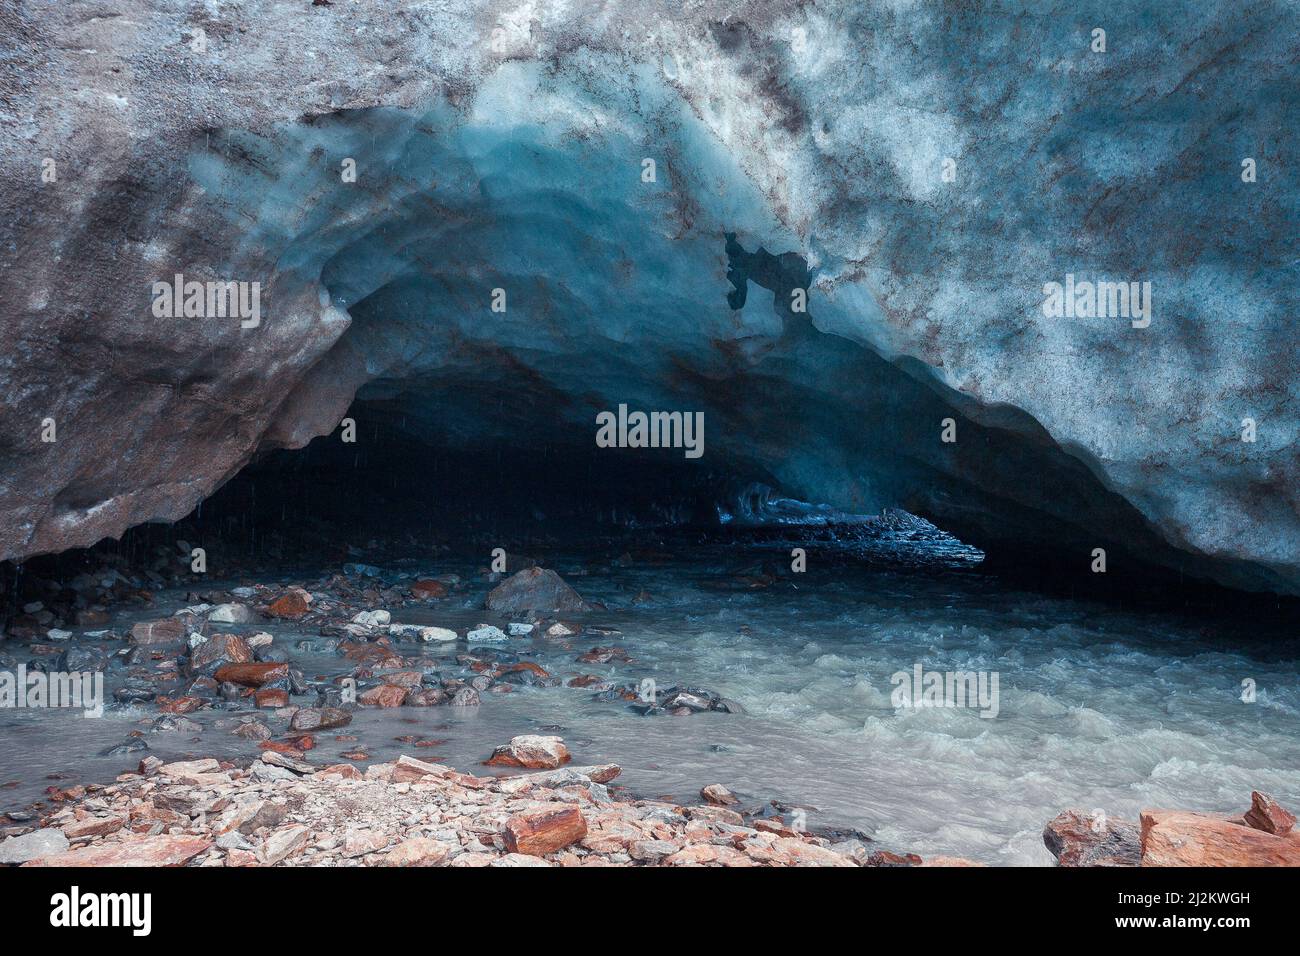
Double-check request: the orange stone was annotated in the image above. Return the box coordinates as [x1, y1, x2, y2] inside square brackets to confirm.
[266, 591, 310, 619]
[213, 662, 289, 687]
[358, 684, 408, 708]
[503, 807, 587, 856]
[411, 579, 448, 599]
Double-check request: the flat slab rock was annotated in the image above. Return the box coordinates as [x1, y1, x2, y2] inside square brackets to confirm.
[23, 834, 212, 867]
[1141, 810, 1300, 867]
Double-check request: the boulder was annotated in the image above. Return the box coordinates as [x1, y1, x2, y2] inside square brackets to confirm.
[1140, 809, 1300, 866]
[485, 568, 591, 614]
[1043, 809, 1141, 866]
[189, 633, 253, 676]
[0, 828, 70, 864]
[486, 735, 571, 770]
[503, 806, 587, 856]
[289, 706, 352, 732]
[1243, 791, 1296, 835]
[265, 589, 311, 620]
[213, 662, 289, 687]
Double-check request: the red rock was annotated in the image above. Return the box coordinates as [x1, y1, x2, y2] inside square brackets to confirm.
[265, 590, 311, 619]
[157, 695, 204, 714]
[318, 763, 362, 779]
[25, 834, 211, 867]
[1244, 791, 1296, 835]
[1141, 809, 1300, 866]
[410, 579, 448, 599]
[701, 783, 739, 806]
[129, 618, 185, 645]
[921, 856, 986, 867]
[503, 806, 587, 856]
[288, 734, 315, 751]
[258, 741, 304, 757]
[1043, 809, 1141, 866]
[189, 633, 253, 674]
[254, 688, 290, 708]
[377, 670, 424, 690]
[213, 662, 288, 687]
[380, 836, 450, 866]
[567, 674, 604, 687]
[358, 684, 407, 708]
[485, 567, 591, 614]
[391, 755, 451, 783]
[865, 850, 923, 867]
[496, 661, 551, 679]
[341, 750, 370, 761]
[62, 815, 126, 839]
[485, 734, 571, 769]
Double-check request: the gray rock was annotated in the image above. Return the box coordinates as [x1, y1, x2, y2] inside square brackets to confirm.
[0, 828, 70, 864]
[485, 568, 592, 614]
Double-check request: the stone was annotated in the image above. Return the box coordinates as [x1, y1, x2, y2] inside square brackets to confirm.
[290, 707, 352, 732]
[1043, 809, 1142, 866]
[358, 684, 407, 708]
[25, 834, 211, 867]
[449, 688, 480, 707]
[466, 624, 508, 643]
[404, 688, 448, 706]
[129, 618, 185, 645]
[213, 662, 289, 687]
[261, 751, 314, 775]
[701, 784, 739, 806]
[0, 828, 70, 864]
[255, 688, 290, 708]
[486, 567, 592, 614]
[486, 735, 572, 770]
[343, 829, 391, 858]
[1140, 809, 1300, 866]
[259, 825, 311, 865]
[209, 603, 253, 624]
[418, 626, 458, 643]
[266, 590, 311, 619]
[380, 837, 451, 867]
[62, 815, 126, 840]
[391, 755, 451, 783]
[503, 806, 588, 856]
[1243, 791, 1296, 835]
[189, 633, 253, 675]
[410, 580, 448, 599]
[352, 610, 391, 627]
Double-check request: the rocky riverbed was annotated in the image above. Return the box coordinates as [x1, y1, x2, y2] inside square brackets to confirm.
[3, 537, 1299, 865]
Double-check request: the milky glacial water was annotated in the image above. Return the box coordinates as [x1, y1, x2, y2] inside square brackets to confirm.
[3, 541, 1297, 866]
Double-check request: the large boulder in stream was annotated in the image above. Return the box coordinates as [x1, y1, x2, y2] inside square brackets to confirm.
[485, 568, 591, 615]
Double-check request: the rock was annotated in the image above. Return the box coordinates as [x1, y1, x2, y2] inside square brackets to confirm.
[502, 806, 588, 856]
[381, 837, 451, 867]
[486, 568, 591, 614]
[259, 825, 311, 865]
[466, 624, 508, 643]
[507, 622, 535, 636]
[920, 856, 987, 867]
[254, 688, 290, 708]
[629, 839, 678, 862]
[233, 719, 273, 740]
[1243, 791, 1296, 835]
[189, 633, 253, 675]
[213, 662, 289, 687]
[391, 755, 451, 783]
[701, 784, 739, 806]
[62, 815, 126, 840]
[491, 853, 553, 867]
[290, 706, 352, 732]
[0, 828, 70, 864]
[261, 751, 315, 775]
[486, 735, 572, 770]
[25, 834, 211, 867]
[343, 829, 391, 858]
[208, 603, 253, 624]
[129, 618, 185, 645]
[410, 580, 448, 599]
[358, 684, 407, 708]
[1043, 809, 1142, 867]
[266, 590, 311, 619]
[1140, 809, 1300, 866]
[865, 850, 923, 867]
[404, 688, 448, 706]
[448, 688, 480, 707]
[418, 626, 458, 643]
[352, 610, 391, 627]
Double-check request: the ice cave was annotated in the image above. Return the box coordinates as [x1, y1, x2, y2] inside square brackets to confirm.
[0, 0, 1297, 882]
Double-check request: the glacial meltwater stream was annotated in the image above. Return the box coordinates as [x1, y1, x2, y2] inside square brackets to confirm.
[3, 532, 1297, 866]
